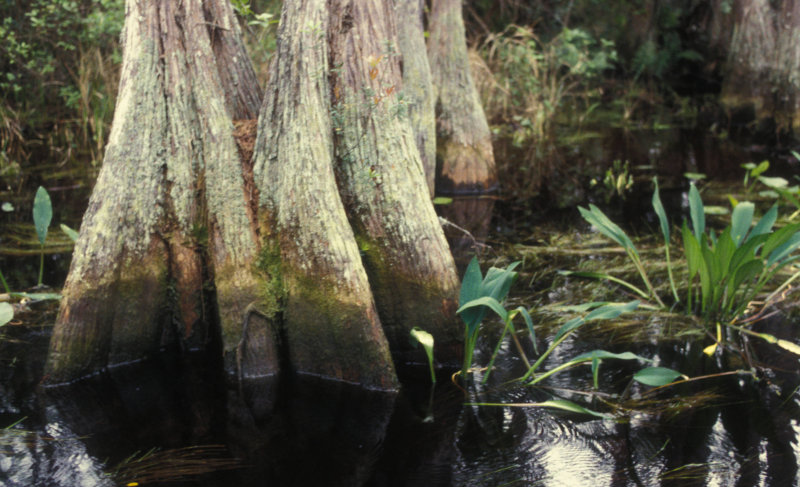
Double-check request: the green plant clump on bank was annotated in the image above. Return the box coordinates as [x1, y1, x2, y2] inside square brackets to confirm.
[573, 179, 800, 356]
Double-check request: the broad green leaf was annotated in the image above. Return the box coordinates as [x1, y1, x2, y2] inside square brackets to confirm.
[762, 223, 800, 261]
[688, 183, 705, 239]
[746, 205, 778, 242]
[652, 178, 670, 241]
[766, 232, 800, 267]
[60, 224, 79, 242]
[482, 262, 520, 302]
[682, 223, 702, 281]
[457, 296, 509, 331]
[730, 202, 754, 246]
[758, 176, 789, 189]
[459, 257, 483, 306]
[729, 259, 763, 295]
[0, 302, 12, 326]
[458, 257, 484, 330]
[633, 367, 683, 386]
[728, 233, 769, 275]
[1, 202, 13, 212]
[33, 186, 52, 245]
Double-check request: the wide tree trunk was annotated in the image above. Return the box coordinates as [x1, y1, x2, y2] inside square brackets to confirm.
[46, 0, 462, 385]
[428, 0, 497, 195]
[253, 0, 397, 389]
[396, 0, 437, 197]
[328, 0, 462, 363]
[46, 0, 264, 383]
[720, 0, 800, 133]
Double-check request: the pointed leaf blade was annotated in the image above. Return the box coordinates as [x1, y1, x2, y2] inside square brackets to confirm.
[33, 186, 52, 245]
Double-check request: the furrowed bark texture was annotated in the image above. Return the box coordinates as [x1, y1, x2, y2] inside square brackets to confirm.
[46, 0, 261, 383]
[329, 0, 462, 362]
[395, 0, 436, 197]
[253, 0, 397, 389]
[428, 0, 497, 195]
[722, 0, 800, 132]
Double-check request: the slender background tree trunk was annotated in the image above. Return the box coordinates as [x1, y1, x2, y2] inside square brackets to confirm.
[428, 0, 497, 195]
[396, 0, 436, 197]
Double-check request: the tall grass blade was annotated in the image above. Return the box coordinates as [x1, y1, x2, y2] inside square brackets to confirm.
[579, 205, 636, 254]
[558, 270, 650, 299]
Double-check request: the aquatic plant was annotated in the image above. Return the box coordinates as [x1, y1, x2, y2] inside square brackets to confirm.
[410, 327, 436, 384]
[32, 186, 52, 287]
[457, 260, 681, 403]
[456, 257, 534, 381]
[575, 180, 800, 354]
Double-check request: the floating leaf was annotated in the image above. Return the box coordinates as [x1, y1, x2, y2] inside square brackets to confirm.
[633, 367, 683, 386]
[472, 399, 610, 418]
[33, 186, 52, 245]
[0, 302, 12, 326]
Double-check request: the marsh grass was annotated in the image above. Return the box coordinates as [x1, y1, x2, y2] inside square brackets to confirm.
[107, 445, 244, 485]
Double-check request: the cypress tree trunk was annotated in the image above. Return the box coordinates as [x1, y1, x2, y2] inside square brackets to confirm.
[329, 0, 462, 363]
[721, 0, 800, 133]
[46, 0, 263, 383]
[428, 0, 497, 195]
[253, 0, 397, 389]
[395, 0, 436, 196]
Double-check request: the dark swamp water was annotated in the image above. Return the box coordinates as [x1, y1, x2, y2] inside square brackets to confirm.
[2, 127, 800, 486]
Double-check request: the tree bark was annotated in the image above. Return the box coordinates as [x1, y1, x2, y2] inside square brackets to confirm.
[46, 0, 263, 383]
[329, 0, 462, 363]
[395, 0, 436, 197]
[721, 0, 800, 133]
[253, 0, 397, 390]
[428, 0, 497, 195]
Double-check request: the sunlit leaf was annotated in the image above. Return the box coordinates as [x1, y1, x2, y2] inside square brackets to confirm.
[703, 205, 728, 215]
[432, 196, 453, 205]
[684, 172, 706, 180]
[1, 202, 13, 212]
[0, 303, 12, 327]
[758, 176, 789, 189]
[633, 367, 683, 386]
[60, 223, 79, 242]
[457, 296, 509, 325]
[9, 292, 61, 301]
[410, 327, 436, 383]
[33, 186, 52, 245]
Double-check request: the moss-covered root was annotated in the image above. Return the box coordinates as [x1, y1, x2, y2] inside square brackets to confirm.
[428, 0, 497, 195]
[46, 252, 170, 384]
[253, 0, 398, 390]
